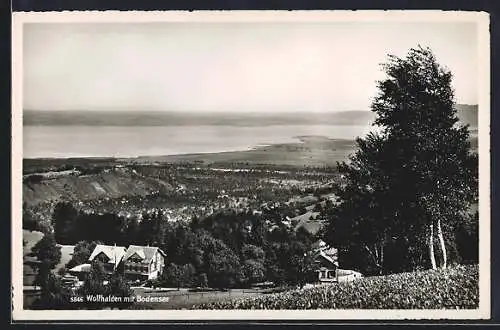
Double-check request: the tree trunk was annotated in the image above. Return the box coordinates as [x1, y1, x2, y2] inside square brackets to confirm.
[429, 222, 437, 270]
[364, 244, 383, 275]
[436, 217, 447, 269]
[380, 244, 384, 274]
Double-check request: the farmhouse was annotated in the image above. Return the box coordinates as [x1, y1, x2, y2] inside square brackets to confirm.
[312, 240, 339, 282]
[88, 244, 126, 274]
[122, 245, 166, 281]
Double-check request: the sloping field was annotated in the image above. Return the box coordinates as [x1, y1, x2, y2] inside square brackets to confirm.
[23, 168, 174, 207]
[55, 245, 75, 272]
[193, 265, 478, 309]
[23, 230, 44, 286]
[134, 138, 358, 167]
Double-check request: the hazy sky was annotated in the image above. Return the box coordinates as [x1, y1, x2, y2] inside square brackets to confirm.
[23, 21, 478, 112]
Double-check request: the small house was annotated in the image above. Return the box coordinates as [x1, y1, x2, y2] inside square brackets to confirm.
[312, 240, 339, 282]
[122, 245, 166, 281]
[88, 244, 127, 274]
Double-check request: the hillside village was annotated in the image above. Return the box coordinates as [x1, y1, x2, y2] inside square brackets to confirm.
[23, 158, 362, 308]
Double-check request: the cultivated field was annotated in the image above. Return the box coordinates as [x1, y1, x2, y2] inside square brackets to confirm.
[192, 265, 479, 310]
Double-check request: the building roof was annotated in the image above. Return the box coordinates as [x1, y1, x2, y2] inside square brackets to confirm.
[88, 244, 126, 266]
[318, 251, 339, 267]
[323, 247, 338, 258]
[312, 239, 327, 249]
[122, 245, 165, 264]
[68, 263, 91, 273]
[312, 240, 339, 267]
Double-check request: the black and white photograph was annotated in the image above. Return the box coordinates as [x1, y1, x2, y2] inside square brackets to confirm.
[12, 11, 490, 320]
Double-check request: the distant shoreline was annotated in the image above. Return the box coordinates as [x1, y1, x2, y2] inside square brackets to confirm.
[22, 130, 478, 169]
[22, 135, 345, 161]
[22, 136, 358, 168]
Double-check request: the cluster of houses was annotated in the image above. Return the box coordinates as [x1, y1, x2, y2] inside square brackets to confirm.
[66, 244, 166, 283]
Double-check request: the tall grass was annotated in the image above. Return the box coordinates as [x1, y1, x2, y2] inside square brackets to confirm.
[193, 265, 479, 309]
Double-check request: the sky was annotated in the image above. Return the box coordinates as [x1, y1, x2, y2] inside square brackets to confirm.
[23, 21, 478, 113]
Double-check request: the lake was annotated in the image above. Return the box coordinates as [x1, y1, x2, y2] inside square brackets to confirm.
[23, 125, 373, 159]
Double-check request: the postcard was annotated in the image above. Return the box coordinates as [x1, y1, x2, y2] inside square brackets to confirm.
[11, 10, 490, 321]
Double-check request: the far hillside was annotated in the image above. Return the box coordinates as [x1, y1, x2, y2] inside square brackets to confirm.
[23, 109, 375, 127]
[455, 104, 478, 129]
[23, 104, 477, 128]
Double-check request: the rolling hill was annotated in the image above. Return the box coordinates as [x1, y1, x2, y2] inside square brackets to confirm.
[455, 104, 478, 129]
[23, 167, 175, 207]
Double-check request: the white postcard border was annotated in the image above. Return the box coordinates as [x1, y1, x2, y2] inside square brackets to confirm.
[11, 10, 491, 321]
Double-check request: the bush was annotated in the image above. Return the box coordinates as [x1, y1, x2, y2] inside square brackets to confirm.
[193, 265, 478, 309]
[159, 263, 196, 288]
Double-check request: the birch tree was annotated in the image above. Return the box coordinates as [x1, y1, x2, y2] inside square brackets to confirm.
[325, 46, 477, 273]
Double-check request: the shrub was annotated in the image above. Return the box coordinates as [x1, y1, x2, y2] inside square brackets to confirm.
[193, 265, 478, 309]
